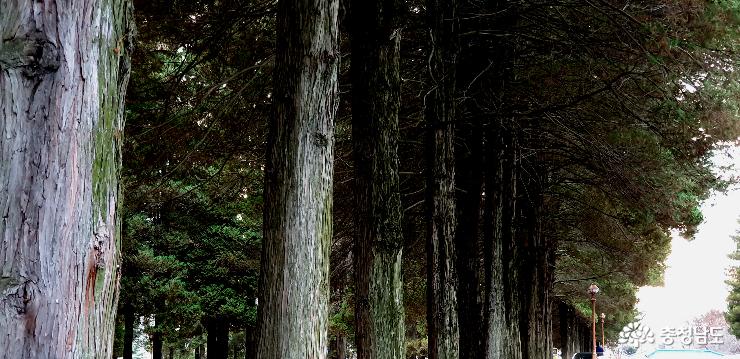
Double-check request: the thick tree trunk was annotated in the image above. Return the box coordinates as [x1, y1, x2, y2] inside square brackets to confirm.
[123, 302, 135, 359]
[473, 2, 523, 358]
[483, 126, 521, 359]
[255, 0, 338, 358]
[0, 1, 133, 358]
[426, 0, 460, 358]
[349, 1, 405, 359]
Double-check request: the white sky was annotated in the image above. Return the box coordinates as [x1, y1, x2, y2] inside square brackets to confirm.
[637, 147, 740, 332]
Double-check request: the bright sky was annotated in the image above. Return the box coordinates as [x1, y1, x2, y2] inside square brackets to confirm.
[637, 147, 740, 333]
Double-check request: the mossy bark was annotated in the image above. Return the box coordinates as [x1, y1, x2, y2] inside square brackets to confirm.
[255, 0, 339, 358]
[349, 1, 406, 359]
[0, 0, 133, 358]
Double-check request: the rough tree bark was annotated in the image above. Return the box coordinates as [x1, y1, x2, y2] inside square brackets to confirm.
[0, 0, 133, 358]
[349, 1, 405, 359]
[475, 2, 526, 358]
[426, 0, 460, 358]
[483, 125, 521, 359]
[254, 0, 339, 357]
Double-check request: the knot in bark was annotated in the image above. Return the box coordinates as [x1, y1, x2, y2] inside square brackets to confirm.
[0, 32, 60, 78]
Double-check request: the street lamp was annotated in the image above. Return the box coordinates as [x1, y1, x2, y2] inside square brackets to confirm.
[600, 312, 606, 350]
[588, 283, 599, 359]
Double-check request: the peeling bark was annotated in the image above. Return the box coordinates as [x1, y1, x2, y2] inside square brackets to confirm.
[349, 1, 406, 358]
[0, 0, 133, 358]
[255, 0, 339, 358]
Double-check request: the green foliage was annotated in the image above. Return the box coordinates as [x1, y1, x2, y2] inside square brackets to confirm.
[329, 294, 354, 339]
[726, 223, 740, 337]
[116, 0, 272, 354]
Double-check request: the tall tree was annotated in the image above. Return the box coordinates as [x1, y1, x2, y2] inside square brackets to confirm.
[255, 0, 339, 357]
[0, 0, 133, 357]
[426, 0, 460, 358]
[349, 0, 406, 358]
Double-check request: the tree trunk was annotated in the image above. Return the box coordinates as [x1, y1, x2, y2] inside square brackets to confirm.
[426, 0, 460, 358]
[196, 345, 202, 359]
[559, 302, 590, 359]
[208, 320, 217, 358]
[245, 327, 254, 359]
[516, 193, 550, 359]
[474, 3, 521, 358]
[455, 115, 484, 359]
[220, 322, 230, 359]
[207, 318, 230, 359]
[255, 0, 339, 357]
[337, 335, 346, 359]
[123, 302, 135, 359]
[483, 125, 521, 359]
[0, 1, 133, 358]
[152, 332, 163, 359]
[349, 1, 405, 359]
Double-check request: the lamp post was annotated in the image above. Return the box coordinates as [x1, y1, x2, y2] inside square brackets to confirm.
[588, 283, 600, 359]
[600, 313, 606, 350]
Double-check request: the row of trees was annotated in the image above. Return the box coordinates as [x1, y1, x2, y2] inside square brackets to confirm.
[114, 0, 740, 358]
[1, 0, 738, 358]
